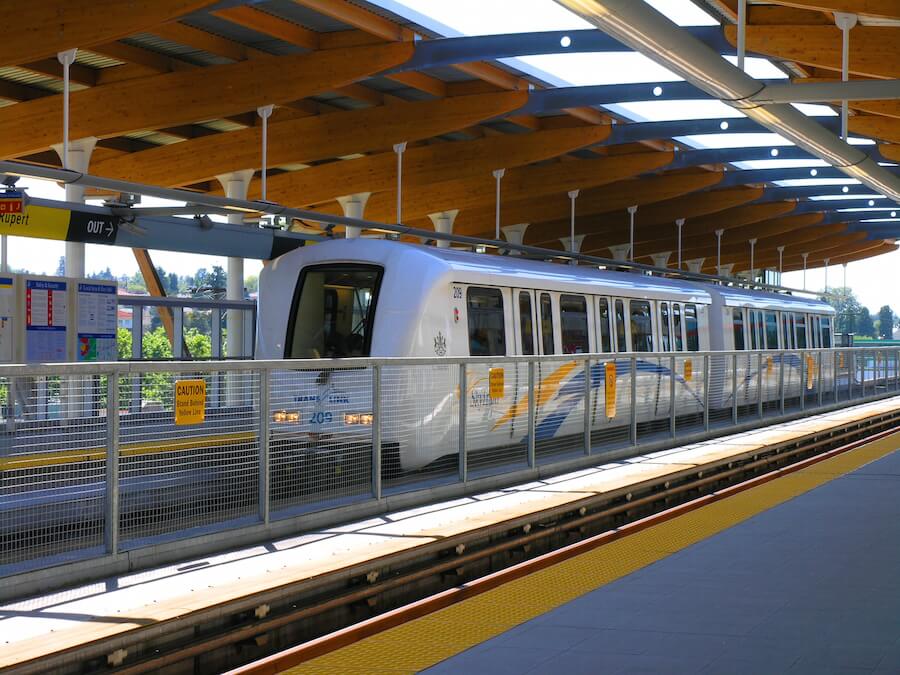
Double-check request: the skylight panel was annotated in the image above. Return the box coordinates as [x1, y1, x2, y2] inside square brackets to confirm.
[732, 159, 829, 170]
[643, 0, 718, 26]
[515, 53, 682, 86]
[792, 103, 838, 117]
[615, 99, 744, 122]
[774, 178, 860, 187]
[675, 132, 792, 149]
[722, 56, 789, 79]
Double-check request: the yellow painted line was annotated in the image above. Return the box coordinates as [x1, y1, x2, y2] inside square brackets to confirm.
[284, 432, 900, 675]
[0, 431, 257, 471]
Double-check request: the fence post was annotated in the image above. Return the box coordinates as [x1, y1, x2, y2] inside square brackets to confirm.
[258, 368, 270, 524]
[130, 308, 142, 413]
[583, 357, 591, 455]
[817, 351, 823, 407]
[172, 308, 183, 359]
[458, 363, 467, 482]
[757, 352, 763, 418]
[105, 371, 120, 555]
[630, 356, 637, 445]
[528, 360, 536, 467]
[731, 353, 738, 425]
[669, 355, 676, 438]
[703, 354, 710, 431]
[799, 352, 806, 411]
[779, 352, 786, 415]
[372, 364, 382, 500]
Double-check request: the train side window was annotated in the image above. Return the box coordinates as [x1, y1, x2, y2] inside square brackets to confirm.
[597, 298, 612, 352]
[660, 302, 671, 351]
[781, 313, 792, 350]
[764, 311, 779, 349]
[518, 291, 535, 356]
[795, 313, 807, 349]
[732, 308, 745, 350]
[615, 299, 627, 352]
[630, 300, 654, 352]
[467, 287, 506, 356]
[811, 316, 820, 348]
[749, 310, 759, 350]
[673, 303, 684, 351]
[560, 295, 589, 354]
[684, 304, 700, 352]
[540, 293, 555, 355]
[822, 316, 832, 348]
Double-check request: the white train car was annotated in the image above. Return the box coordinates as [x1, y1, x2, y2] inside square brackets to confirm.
[257, 239, 835, 472]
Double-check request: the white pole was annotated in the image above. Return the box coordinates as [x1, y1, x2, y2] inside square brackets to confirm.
[394, 142, 407, 224]
[835, 13, 857, 140]
[824, 258, 830, 291]
[568, 189, 579, 248]
[57, 49, 78, 169]
[715, 228, 724, 272]
[257, 105, 273, 201]
[802, 251, 809, 289]
[675, 218, 685, 269]
[627, 205, 637, 262]
[1, 236, 6, 273]
[843, 262, 847, 289]
[737, 0, 747, 71]
[777, 245, 785, 280]
[749, 237, 757, 282]
[493, 168, 505, 240]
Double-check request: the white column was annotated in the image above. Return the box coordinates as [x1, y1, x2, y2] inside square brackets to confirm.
[843, 262, 848, 289]
[427, 209, 459, 248]
[51, 137, 98, 277]
[748, 238, 757, 283]
[776, 245, 785, 285]
[718, 262, 734, 277]
[685, 258, 705, 273]
[627, 205, 638, 263]
[216, 170, 255, 363]
[608, 244, 631, 262]
[650, 251, 671, 268]
[559, 234, 586, 254]
[715, 228, 724, 272]
[675, 218, 685, 270]
[501, 223, 529, 255]
[336, 192, 372, 239]
[801, 251, 809, 289]
[824, 258, 830, 291]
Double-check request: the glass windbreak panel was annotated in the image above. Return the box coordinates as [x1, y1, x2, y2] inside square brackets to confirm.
[673, 303, 683, 351]
[765, 312, 779, 350]
[518, 292, 535, 356]
[287, 264, 381, 358]
[560, 294, 589, 354]
[749, 310, 759, 350]
[540, 293, 555, 355]
[732, 308, 745, 350]
[467, 287, 506, 356]
[597, 298, 612, 353]
[795, 313, 807, 349]
[660, 302, 671, 351]
[685, 304, 700, 351]
[822, 316, 832, 348]
[615, 299, 627, 352]
[630, 300, 654, 352]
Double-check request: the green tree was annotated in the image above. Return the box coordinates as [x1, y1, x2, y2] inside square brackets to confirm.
[858, 308, 876, 338]
[822, 287, 863, 335]
[245, 274, 259, 294]
[878, 305, 894, 339]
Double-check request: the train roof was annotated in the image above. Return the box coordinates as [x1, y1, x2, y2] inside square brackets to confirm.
[292, 239, 713, 304]
[710, 285, 835, 314]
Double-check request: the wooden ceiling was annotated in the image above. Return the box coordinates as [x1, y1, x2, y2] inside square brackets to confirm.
[5, 0, 900, 272]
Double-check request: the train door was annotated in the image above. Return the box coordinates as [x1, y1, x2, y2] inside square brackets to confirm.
[672, 303, 684, 352]
[513, 289, 537, 356]
[538, 292, 556, 356]
[658, 301, 672, 352]
[596, 297, 613, 354]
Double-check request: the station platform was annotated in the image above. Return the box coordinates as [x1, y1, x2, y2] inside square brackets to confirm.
[3, 396, 900, 673]
[266, 422, 900, 674]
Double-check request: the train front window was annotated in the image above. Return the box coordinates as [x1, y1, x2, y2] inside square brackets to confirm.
[467, 287, 506, 356]
[287, 265, 382, 358]
[560, 295, 589, 354]
[630, 300, 653, 352]
[732, 308, 745, 350]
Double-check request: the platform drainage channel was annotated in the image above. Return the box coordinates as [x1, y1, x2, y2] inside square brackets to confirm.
[22, 412, 900, 675]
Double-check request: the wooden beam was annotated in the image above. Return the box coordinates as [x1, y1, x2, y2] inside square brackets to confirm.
[725, 25, 900, 79]
[92, 91, 527, 187]
[90, 41, 194, 75]
[743, 237, 888, 272]
[249, 125, 611, 205]
[785, 241, 897, 270]
[541, 186, 763, 250]
[851, 99, 900, 119]
[876, 143, 900, 163]
[213, 6, 319, 50]
[153, 22, 260, 62]
[0, 0, 216, 68]
[356, 151, 674, 224]
[293, 0, 412, 42]
[0, 42, 415, 160]
[678, 218, 840, 262]
[769, 1, 900, 20]
[848, 116, 900, 143]
[450, 172, 724, 237]
[20, 59, 97, 86]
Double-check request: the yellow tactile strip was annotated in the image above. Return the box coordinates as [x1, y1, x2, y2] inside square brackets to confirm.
[284, 432, 900, 675]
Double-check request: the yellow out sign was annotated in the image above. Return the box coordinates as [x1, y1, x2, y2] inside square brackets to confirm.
[175, 379, 206, 425]
[489, 367, 504, 399]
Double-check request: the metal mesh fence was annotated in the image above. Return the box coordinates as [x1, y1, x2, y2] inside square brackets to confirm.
[588, 357, 631, 456]
[535, 358, 590, 466]
[269, 366, 374, 516]
[674, 354, 705, 436]
[635, 355, 672, 444]
[707, 354, 735, 432]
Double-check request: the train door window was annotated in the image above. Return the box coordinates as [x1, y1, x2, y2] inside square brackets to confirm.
[597, 298, 612, 353]
[794, 313, 807, 349]
[811, 316, 820, 348]
[660, 302, 671, 351]
[630, 300, 654, 352]
[684, 304, 699, 351]
[560, 294, 589, 354]
[673, 303, 684, 351]
[467, 287, 506, 356]
[540, 293, 555, 355]
[781, 313, 793, 350]
[287, 264, 382, 358]
[615, 299, 627, 352]
[822, 316, 832, 348]
[518, 291, 535, 356]
[732, 308, 745, 350]
[765, 312, 779, 349]
[749, 310, 759, 350]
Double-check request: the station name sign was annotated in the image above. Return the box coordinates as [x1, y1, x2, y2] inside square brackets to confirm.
[0, 204, 118, 244]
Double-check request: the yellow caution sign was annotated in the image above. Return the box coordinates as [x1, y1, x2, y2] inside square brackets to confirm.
[839, 352, 845, 369]
[175, 379, 206, 425]
[767, 355, 774, 375]
[489, 367, 504, 399]
[806, 354, 815, 390]
[683, 359, 692, 382]
[604, 361, 616, 418]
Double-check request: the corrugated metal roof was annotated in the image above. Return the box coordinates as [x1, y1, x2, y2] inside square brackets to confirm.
[182, 14, 303, 55]
[198, 119, 249, 132]
[257, 0, 350, 32]
[0, 67, 86, 93]
[76, 50, 124, 69]
[124, 33, 230, 66]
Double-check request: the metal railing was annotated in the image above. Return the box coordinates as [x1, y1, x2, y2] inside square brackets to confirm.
[1, 346, 898, 583]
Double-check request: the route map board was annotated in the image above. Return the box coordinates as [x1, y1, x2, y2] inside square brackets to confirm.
[76, 282, 117, 361]
[25, 278, 67, 362]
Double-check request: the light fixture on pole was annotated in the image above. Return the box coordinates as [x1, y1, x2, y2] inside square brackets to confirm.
[257, 104, 274, 201]
[627, 205, 638, 262]
[776, 245, 785, 284]
[493, 168, 506, 240]
[394, 142, 407, 224]
[748, 238, 757, 283]
[824, 257, 830, 291]
[57, 49, 78, 169]
[568, 189, 580, 255]
[802, 252, 809, 289]
[843, 262, 848, 289]
[675, 218, 685, 269]
[715, 228, 724, 272]
[834, 12, 858, 141]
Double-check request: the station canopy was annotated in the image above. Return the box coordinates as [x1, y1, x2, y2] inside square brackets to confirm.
[4, 0, 900, 275]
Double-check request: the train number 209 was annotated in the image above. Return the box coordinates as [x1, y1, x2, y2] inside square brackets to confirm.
[309, 411, 333, 424]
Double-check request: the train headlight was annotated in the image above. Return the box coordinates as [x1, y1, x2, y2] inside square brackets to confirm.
[273, 410, 300, 423]
[344, 412, 374, 425]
